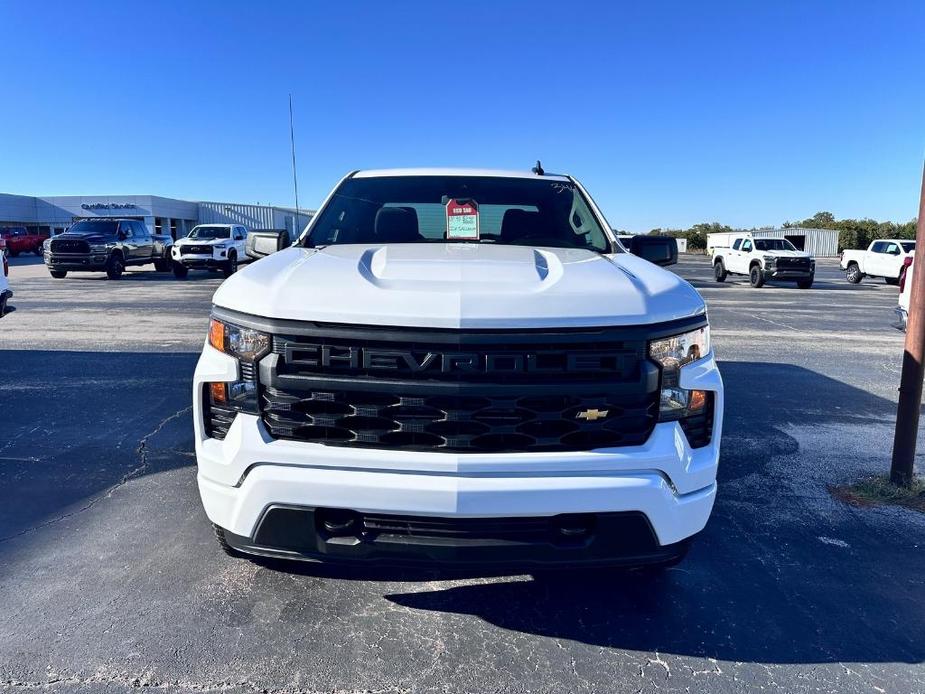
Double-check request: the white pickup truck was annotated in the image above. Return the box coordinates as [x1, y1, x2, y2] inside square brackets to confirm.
[840, 239, 915, 285]
[712, 233, 815, 288]
[191, 167, 723, 571]
[171, 224, 249, 278]
[894, 251, 915, 330]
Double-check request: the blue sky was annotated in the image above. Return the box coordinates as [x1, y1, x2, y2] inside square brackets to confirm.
[0, 1, 922, 232]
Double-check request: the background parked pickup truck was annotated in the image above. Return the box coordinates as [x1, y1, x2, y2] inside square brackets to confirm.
[44, 219, 173, 280]
[0, 226, 48, 257]
[840, 239, 915, 284]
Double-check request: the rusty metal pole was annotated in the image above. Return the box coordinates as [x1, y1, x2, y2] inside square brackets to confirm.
[890, 162, 925, 486]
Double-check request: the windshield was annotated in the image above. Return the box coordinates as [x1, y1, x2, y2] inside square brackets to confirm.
[902, 242, 916, 252]
[189, 226, 230, 240]
[755, 239, 797, 251]
[305, 176, 613, 252]
[68, 220, 118, 237]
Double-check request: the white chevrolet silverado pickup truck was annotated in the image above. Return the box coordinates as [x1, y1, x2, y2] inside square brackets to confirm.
[193, 168, 723, 570]
[841, 239, 915, 284]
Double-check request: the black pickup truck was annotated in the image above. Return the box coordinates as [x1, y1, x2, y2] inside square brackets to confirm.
[44, 219, 173, 279]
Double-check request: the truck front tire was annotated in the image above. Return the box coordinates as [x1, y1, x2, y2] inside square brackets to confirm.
[797, 276, 814, 289]
[885, 277, 900, 286]
[223, 252, 238, 278]
[846, 262, 863, 284]
[49, 270, 67, 279]
[713, 260, 727, 282]
[749, 265, 765, 288]
[154, 258, 170, 272]
[172, 262, 189, 279]
[106, 254, 125, 280]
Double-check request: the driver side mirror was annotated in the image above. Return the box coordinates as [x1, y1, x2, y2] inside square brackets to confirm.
[627, 235, 678, 267]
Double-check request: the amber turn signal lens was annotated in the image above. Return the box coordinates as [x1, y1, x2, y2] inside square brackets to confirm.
[209, 318, 225, 352]
[210, 382, 227, 404]
[688, 389, 707, 411]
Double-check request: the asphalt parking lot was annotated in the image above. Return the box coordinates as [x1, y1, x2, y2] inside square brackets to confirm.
[1, 253, 924, 693]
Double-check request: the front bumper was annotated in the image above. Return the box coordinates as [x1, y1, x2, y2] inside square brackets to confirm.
[765, 266, 814, 280]
[172, 247, 227, 268]
[176, 256, 225, 268]
[193, 343, 723, 565]
[44, 253, 108, 271]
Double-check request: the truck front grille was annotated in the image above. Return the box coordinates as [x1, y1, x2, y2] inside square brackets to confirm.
[50, 239, 89, 254]
[260, 386, 657, 452]
[255, 323, 666, 453]
[181, 245, 214, 255]
[775, 257, 811, 270]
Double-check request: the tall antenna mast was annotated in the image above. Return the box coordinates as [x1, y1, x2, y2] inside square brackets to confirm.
[288, 93, 301, 233]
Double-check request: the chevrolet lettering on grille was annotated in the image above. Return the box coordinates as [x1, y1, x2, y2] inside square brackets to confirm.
[287, 344, 626, 376]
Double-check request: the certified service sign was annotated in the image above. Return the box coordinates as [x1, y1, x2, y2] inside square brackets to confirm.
[445, 198, 479, 240]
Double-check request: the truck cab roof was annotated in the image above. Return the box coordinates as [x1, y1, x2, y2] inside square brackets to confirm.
[352, 168, 572, 182]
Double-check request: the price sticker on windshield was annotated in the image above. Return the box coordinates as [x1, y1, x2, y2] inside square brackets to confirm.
[445, 199, 479, 240]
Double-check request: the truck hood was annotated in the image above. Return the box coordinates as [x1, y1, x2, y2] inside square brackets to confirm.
[764, 250, 812, 259]
[54, 231, 117, 243]
[212, 244, 706, 329]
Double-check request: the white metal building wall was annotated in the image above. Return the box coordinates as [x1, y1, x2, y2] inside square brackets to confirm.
[197, 201, 314, 235]
[748, 227, 839, 257]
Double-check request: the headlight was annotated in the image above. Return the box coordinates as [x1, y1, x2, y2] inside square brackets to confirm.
[209, 317, 270, 362]
[649, 325, 711, 423]
[214, 243, 228, 249]
[763, 255, 776, 263]
[204, 318, 270, 426]
[89, 244, 110, 253]
[648, 326, 710, 374]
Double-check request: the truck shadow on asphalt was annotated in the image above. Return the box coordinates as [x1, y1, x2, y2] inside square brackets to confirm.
[0, 351, 199, 546]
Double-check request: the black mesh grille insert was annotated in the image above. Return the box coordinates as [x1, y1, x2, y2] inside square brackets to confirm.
[181, 245, 214, 255]
[50, 239, 89, 254]
[775, 257, 811, 270]
[248, 322, 687, 453]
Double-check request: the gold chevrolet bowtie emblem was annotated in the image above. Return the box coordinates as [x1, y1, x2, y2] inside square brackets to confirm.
[576, 408, 609, 422]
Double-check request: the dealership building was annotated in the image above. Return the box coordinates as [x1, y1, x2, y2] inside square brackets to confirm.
[0, 193, 314, 240]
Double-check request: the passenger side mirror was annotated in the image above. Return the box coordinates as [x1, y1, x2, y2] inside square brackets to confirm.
[627, 235, 678, 267]
[245, 229, 291, 260]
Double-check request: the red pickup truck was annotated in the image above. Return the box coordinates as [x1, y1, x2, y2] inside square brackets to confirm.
[0, 226, 48, 257]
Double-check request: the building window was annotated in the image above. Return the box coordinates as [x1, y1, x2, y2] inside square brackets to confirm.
[155, 217, 163, 235]
[170, 219, 178, 240]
